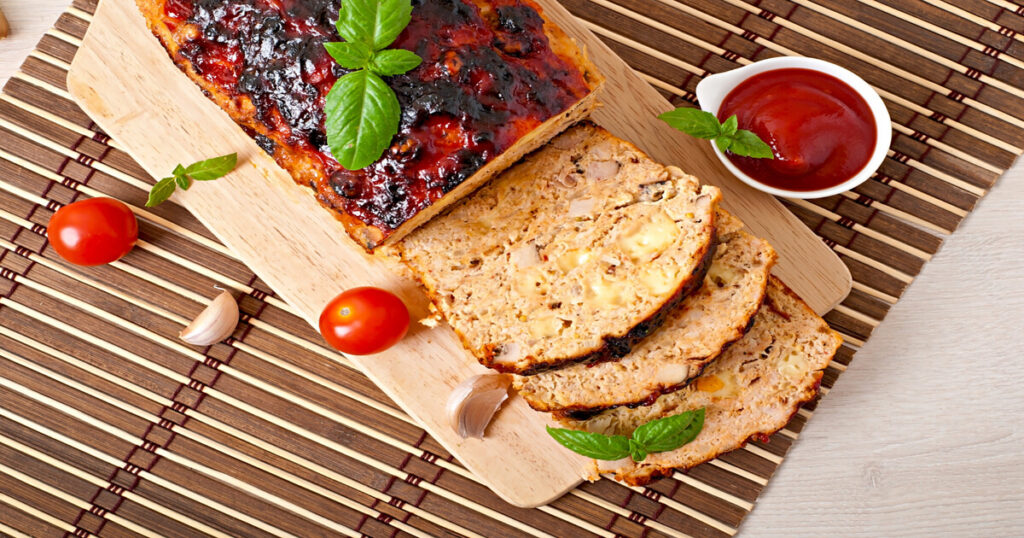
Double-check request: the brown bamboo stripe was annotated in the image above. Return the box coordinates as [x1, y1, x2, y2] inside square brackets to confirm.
[2, 0, 1022, 536]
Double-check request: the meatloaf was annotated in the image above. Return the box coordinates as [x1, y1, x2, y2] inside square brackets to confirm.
[515, 210, 776, 413]
[392, 123, 721, 374]
[559, 277, 842, 486]
[137, 0, 602, 249]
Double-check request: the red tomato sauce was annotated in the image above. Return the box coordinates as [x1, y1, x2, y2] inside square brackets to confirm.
[718, 68, 876, 192]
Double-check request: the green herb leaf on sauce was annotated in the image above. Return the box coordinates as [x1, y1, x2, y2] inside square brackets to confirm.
[325, 0, 423, 171]
[659, 107, 775, 160]
[546, 407, 706, 462]
[146, 153, 238, 207]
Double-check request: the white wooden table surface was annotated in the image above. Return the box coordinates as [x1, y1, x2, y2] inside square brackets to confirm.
[2, 2, 1022, 535]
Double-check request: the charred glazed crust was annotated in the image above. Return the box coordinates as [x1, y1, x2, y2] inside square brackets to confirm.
[483, 231, 718, 375]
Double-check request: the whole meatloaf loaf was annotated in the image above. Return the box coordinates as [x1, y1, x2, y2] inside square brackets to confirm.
[137, 0, 602, 249]
[393, 123, 721, 375]
[515, 210, 776, 414]
[559, 277, 842, 486]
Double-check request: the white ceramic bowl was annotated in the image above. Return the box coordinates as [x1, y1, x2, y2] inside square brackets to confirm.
[694, 56, 891, 199]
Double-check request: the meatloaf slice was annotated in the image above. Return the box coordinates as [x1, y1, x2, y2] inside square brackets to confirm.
[515, 210, 776, 413]
[559, 277, 842, 486]
[393, 123, 721, 375]
[137, 0, 602, 250]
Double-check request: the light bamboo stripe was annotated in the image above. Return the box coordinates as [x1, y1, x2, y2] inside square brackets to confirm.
[829, 360, 848, 372]
[0, 259, 728, 537]
[27, 49, 72, 71]
[674, 470, 758, 508]
[0, 465, 97, 530]
[628, 485, 738, 535]
[890, 121, 1001, 175]
[0, 346, 439, 538]
[741, 444, 783, 465]
[0, 490, 81, 535]
[837, 190, 952, 235]
[582, 19, 704, 75]
[836, 331, 867, 347]
[534, 505, 616, 538]
[786, 198, 934, 261]
[0, 379, 305, 538]
[777, 428, 799, 440]
[0, 520, 34, 538]
[0, 436, 165, 538]
[872, 166, 972, 216]
[66, 6, 94, 22]
[852, 280, 899, 304]
[0, 93, 125, 151]
[705, 460, 768, 486]
[887, 150, 985, 199]
[833, 304, 882, 327]
[0, 329, 464, 537]
[45, 28, 83, 47]
[922, 0, 1024, 47]
[832, 242, 915, 283]
[720, 0, 1024, 130]
[794, 0, 1024, 101]
[590, 0, 728, 56]
[861, 0, 1024, 72]
[10, 71, 73, 100]
[570, 489, 695, 538]
[0, 408, 255, 538]
[581, 9, 1006, 199]
[797, 408, 813, 419]
[983, 0, 1024, 13]
[640, 71, 691, 98]
[0, 295, 559, 538]
[649, 0, 1023, 154]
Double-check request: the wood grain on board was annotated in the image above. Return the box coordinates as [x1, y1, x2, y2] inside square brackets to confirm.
[66, 0, 849, 506]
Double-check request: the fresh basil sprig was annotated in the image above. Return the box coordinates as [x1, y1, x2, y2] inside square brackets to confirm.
[324, 0, 423, 171]
[659, 108, 774, 159]
[146, 153, 237, 207]
[547, 408, 705, 462]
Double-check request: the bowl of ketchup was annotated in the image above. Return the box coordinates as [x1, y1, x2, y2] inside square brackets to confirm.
[696, 57, 890, 199]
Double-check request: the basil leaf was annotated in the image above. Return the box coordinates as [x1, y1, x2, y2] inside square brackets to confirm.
[146, 177, 177, 207]
[632, 408, 705, 453]
[175, 174, 190, 190]
[184, 153, 238, 181]
[720, 115, 738, 137]
[729, 130, 775, 159]
[325, 41, 374, 70]
[368, 48, 423, 76]
[658, 108, 721, 140]
[628, 439, 647, 462]
[546, 427, 632, 461]
[325, 70, 400, 170]
[337, 0, 413, 51]
[714, 136, 733, 154]
[173, 164, 186, 176]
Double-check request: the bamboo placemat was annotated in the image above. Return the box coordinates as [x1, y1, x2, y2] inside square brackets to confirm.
[0, 0, 1021, 536]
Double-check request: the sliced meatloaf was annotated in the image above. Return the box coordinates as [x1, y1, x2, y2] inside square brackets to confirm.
[393, 123, 721, 375]
[559, 277, 842, 486]
[515, 210, 776, 413]
[137, 0, 602, 250]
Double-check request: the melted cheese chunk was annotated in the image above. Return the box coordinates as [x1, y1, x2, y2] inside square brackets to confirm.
[584, 279, 624, 308]
[617, 211, 680, 263]
[778, 344, 808, 380]
[640, 266, 679, 297]
[557, 248, 594, 272]
[529, 315, 562, 339]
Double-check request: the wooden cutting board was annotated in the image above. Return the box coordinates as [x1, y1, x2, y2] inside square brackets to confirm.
[67, 0, 851, 508]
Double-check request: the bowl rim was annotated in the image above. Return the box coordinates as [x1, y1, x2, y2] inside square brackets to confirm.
[694, 56, 892, 199]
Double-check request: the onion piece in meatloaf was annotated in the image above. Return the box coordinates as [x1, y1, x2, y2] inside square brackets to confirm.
[515, 210, 777, 414]
[559, 277, 842, 486]
[393, 122, 721, 375]
[136, 0, 602, 250]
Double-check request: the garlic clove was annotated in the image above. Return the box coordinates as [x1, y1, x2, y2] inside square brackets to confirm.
[179, 289, 239, 346]
[447, 374, 512, 439]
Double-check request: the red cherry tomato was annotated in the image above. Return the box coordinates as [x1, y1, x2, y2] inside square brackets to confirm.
[47, 197, 139, 266]
[319, 287, 410, 355]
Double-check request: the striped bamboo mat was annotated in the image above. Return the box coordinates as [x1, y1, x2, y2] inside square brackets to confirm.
[1, 0, 1021, 536]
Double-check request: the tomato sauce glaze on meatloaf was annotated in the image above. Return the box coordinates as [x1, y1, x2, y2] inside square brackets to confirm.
[145, 0, 597, 248]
